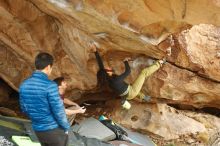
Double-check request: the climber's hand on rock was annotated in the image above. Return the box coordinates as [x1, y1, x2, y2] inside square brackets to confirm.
[89, 43, 97, 52]
[124, 57, 132, 62]
[166, 47, 172, 56]
[158, 58, 166, 66]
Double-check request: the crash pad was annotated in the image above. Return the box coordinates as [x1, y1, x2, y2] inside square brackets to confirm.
[72, 117, 116, 141]
[12, 136, 41, 146]
[110, 140, 142, 146]
[121, 127, 156, 146]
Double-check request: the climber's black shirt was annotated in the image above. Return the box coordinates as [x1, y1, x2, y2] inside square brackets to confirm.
[95, 51, 131, 95]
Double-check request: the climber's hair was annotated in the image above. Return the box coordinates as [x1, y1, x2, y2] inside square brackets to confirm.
[35, 52, 54, 70]
[53, 77, 65, 86]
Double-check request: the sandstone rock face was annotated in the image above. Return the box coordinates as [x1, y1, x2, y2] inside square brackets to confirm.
[1, 0, 220, 144]
[110, 101, 207, 140]
[0, 79, 12, 102]
[145, 63, 220, 108]
[0, 0, 219, 108]
[107, 100, 220, 143]
[168, 24, 220, 82]
[0, 42, 32, 90]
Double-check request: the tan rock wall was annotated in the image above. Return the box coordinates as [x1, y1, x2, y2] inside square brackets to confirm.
[1, 0, 220, 143]
[0, 0, 220, 108]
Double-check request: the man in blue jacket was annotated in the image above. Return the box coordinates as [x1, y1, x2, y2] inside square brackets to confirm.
[19, 52, 70, 146]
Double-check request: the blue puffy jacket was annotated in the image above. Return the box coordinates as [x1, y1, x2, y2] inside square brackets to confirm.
[19, 71, 70, 132]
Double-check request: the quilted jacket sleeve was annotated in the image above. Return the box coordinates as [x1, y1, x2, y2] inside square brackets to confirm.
[19, 84, 28, 115]
[47, 82, 70, 131]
